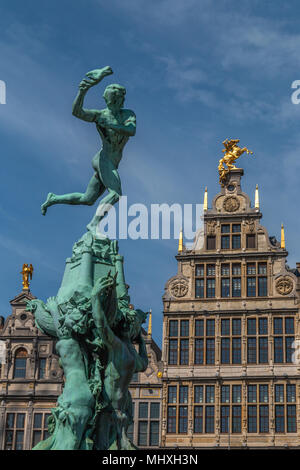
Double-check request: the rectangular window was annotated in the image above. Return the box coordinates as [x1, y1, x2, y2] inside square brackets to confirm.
[206, 339, 215, 364]
[194, 385, 204, 403]
[169, 320, 178, 337]
[232, 319, 241, 335]
[179, 407, 188, 433]
[232, 235, 241, 249]
[139, 402, 148, 419]
[221, 406, 230, 433]
[221, 338, 230, 364]
[247, 264, 256, 275]
[194, 406, 203, 433]
[246, 234, 256, 248]
[259, 318, 268, 335]
[287, 384, 296, 403]
[221, 264, 230, 276]
[207, 236, 216, 250]
[221, 319, 230, 336]
[14, 358, 27, 379]
[274, 318, 283, 334]
[207, 279, 215, 298]
[286, 337, 294, 363]
[195, 264, 204, 276]
[285, 318, 295, 334]
[38, 358, 46, 379]
[221, 224, 230, 233]
[150, 403, 160, 419]
[259, 337, 268, 363]
[248, 405, 257, 433]
[195, 319, 204, 336]
[206, 319, 215, 336]
[232, 264, 241, 275]
[247, 277, 256, 297]
[195, 279, 204, 298]
[248, 385, 257, 403]
[275, 385, 284, 403]
[221, 385, 230, 403]
[180, 339, 189, 365]
[232, 277, 241, 297]
[247, 338, 257, 363]
[221, 278, 230, 298]
[138, 421, 148, 446]
[259, 405, 269, 433]
[232, 224, 241, 233]
[232, 385, 242, 403]
[205, 406, 214, 433]
[247, 318, 256, 335]
[195, 339, 204, 364]
[274, 337, 283, 363]
[258, 263, 267, 275]
[168, 386, 177, 404]
[232, 406, 241, 433]
[206, 385, 215, 403]
[259, 385, 269, 403]
[258, 277, 267, 296]
[232, 338, 241, 364]
[287, 405, 297, 433]
[275, 405, 285, 433]
[168, 339, 178, 365]
[179, 386, 188, 404]
[149, 421, 159, 446]
[180, 320, 189, 337]
[167, 407, 176, 433]
[221, 236, 230, 249]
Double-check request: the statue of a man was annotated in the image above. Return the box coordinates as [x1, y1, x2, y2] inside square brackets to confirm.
[41, 66, 136, 232]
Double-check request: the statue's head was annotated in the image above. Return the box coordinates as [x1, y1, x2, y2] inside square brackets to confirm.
[103, 84, 126, 110]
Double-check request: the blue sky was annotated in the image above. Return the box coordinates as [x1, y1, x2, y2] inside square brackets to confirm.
[1, 0, 300, 347]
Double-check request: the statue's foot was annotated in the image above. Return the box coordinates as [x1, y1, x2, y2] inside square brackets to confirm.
[41, 193, 55, 216]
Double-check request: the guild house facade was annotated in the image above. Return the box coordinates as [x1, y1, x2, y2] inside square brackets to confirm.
[0, 288, 162, 450]
[161, 168, 300, 449]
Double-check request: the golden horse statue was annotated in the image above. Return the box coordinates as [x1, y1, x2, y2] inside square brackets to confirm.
[218, 138, 253, 186]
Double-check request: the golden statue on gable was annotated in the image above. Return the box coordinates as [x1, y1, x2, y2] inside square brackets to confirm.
[21, 263, 34, 290]
[218, 138, 253, 186]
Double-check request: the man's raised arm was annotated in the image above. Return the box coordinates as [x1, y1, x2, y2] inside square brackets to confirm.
[72, 85, 99, 122]
[72, 66, 113, 122]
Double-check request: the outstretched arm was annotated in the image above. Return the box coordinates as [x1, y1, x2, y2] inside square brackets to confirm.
[72, 87, 99, 122]
[72, 66, 113, 122]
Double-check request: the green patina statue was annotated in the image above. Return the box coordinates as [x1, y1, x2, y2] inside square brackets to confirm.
[41, 66, 136, 234]
[27, 68, 148, 450]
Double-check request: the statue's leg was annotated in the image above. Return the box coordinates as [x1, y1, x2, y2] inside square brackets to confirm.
[36, 338, 95, 450]
[41, 174, 105, 215]
[87, 163, 122, 233]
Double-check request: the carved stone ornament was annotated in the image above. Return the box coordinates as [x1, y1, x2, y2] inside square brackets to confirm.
[169, 278, 189, 298]
[207, 220, 217, 235]
[275, 276, 294, 295]
[245, 219, 255, 232]
[223, 196, 240, 212]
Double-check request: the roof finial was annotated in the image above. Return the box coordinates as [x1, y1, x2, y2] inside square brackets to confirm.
[281, 223, 285, 249]
[147, 309, 152, 336]
[203, 187, 208, 211]
[255, 184, 259, 209]
[21, 264, 34, 291]
[178, 229, 183, 253]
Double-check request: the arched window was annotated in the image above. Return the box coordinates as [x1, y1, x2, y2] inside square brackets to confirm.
[13, 348, 28, 379]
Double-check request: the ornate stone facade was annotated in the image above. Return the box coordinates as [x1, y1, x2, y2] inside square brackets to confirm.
[0, 290, 162, 449]
[161, 169, 300, 449]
